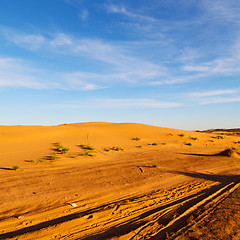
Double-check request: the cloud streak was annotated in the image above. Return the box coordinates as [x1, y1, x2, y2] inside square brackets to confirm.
[48, 98, 183, 109]
[0, 27, 168, 88]
[106, 4, 157, 22]
[188, 89, 238, 97]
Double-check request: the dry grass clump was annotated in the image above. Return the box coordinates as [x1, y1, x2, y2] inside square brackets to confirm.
[78, 144, 96, 157]
[79, 151, 96, 157]
[79, 144, 95, 150]
[50, 153, 60, 161]
[132, 137, 141, 141]
[104, 146, 125, 152]
[54, 142, 69, 154]
[191, 137, 198, 141]
[216, 135, 224, 139]
[12, 165, 20, 170]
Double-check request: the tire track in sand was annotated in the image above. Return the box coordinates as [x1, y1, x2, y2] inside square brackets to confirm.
[0, 173, 239, 240]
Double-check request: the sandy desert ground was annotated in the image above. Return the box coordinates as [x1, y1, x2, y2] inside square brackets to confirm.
[0, 122, 239, 239]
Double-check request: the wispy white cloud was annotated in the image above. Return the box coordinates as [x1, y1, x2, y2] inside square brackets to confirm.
[147, 74, 205, 86]
[184, 58, 240, 75]
[48, 98, 183, 109]
[188, 89, 238, 97]
[79, 8, 89, 21]
[199, 96, 240, 105]
[0, 27, 167, 87]
[0, 57, 103, 91]
[0, 58, 50, 89]
[185, 88, 240, 105]
[1, 26, 47, 50]
[50, 33, 72, 46]
[202, 0, 240, 23]
[106, 4, 156, 22]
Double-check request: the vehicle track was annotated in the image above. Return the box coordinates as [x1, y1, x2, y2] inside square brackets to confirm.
[0, 174, 239, 240]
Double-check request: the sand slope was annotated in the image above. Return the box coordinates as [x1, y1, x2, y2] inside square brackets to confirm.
[0, 122, 239, 239]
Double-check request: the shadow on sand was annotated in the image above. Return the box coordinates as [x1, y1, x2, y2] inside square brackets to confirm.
[0, 167, 14, 171]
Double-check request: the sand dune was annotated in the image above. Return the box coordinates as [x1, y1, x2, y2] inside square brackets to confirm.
[0, 122, 239, 239]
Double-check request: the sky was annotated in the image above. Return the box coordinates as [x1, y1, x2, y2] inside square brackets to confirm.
[0, 0, 240, 130]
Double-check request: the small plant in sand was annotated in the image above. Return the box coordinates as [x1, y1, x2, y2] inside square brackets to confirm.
[132, 137, 141, 141]
[104, 147, 111, 152]
[179, 134, 185, 137]
[61, 147, 69, 154]
[79, 144, 95, 150]
[136, 145, 142, 148]
[25, 159, 34, 163]
[185, 142, 192, 146]
[168, 133, 173, 136]
[238, 141, 240, 143]
[152, 163, 158, 168]
[151, 142, 158, 146]
[79, 151, 96, 157]
[162, 142, 166, 145]
[12, 165, 20, 171]
[54, 142, 69, 154]
[50, 153, 60, 161]
[191, 137, 198, 141]
[85, 151, 96, 157]
[104, 146, 124, 152]
[112, 146, 124, 151]
[216, 135, 224, 139]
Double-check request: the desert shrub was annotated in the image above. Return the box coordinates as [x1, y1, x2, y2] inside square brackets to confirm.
[179, 134, 185, 137]
[104, 146, 124, 152]
[25, 159, 34, 163]
[12, 165, 20, 170]
[191, 137, 198, 141]
[168, 133, 173, 136]
[61, 147, 69, 154]
[79, 144, 94, 150]
[85, 151, 96, 157]
[112, 146, 124, 151]
[152, 163, 158, 168]
[132, 137, 141, 141]
[216, 135, 224, 139]
[79, 151, 95, 157]
[238, 141, 240, 143]
[104, 148, 111, 152]
[54, 142, 69, 154]
[162, 142, 166, 145]
[50, 153, 60, 161]
[152, 142, 158, 146]
[185, 142, 192, 146]
[136, 145, 142, 148]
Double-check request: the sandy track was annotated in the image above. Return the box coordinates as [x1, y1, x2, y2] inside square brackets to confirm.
[0, 177, 239, 240]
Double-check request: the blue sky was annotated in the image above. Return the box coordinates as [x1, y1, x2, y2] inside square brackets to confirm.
[0, 0, 240, 130]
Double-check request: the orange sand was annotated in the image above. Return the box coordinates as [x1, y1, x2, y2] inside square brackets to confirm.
[0, 122, 239, 239]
